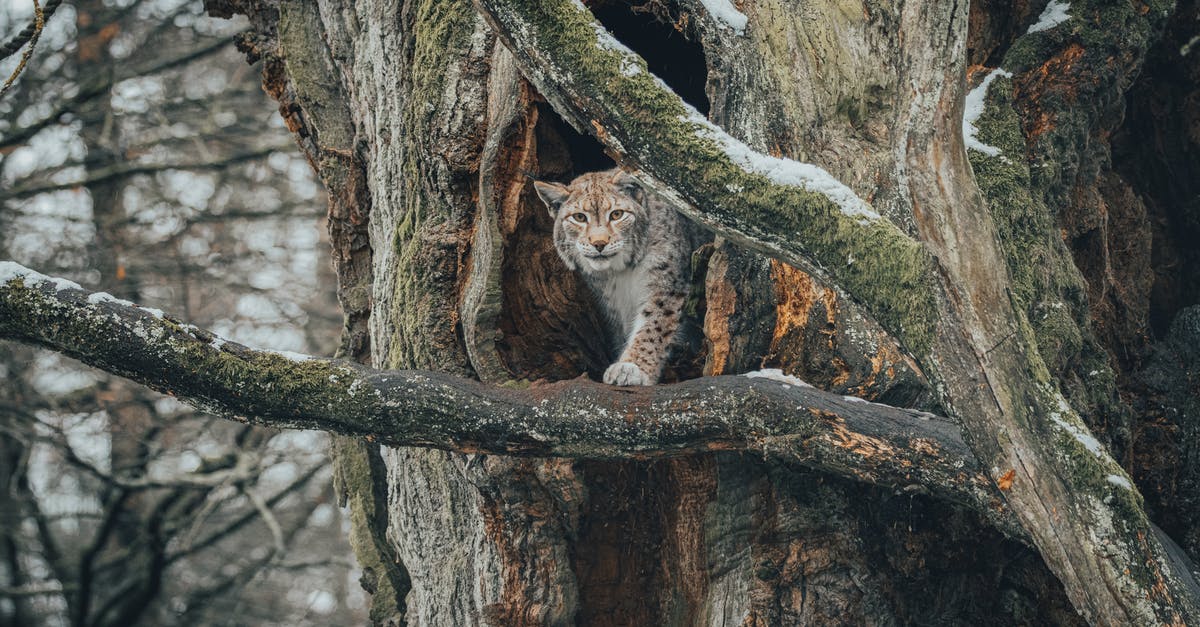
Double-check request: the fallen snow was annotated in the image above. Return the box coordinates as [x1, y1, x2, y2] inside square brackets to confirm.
[743, 368, 813, 388]
[1049, 392, 1104, 457]
[842, 395, 869, 403]
[683, 108, 881, 222]
[270, 350, 313, 362]
[0, 261, 26, 283]
[573, 0, 873, 222]
[87, 291, 135, 307]
[963, 68, 1013, 157]
[1027, 0, 1071, 34]
[0, 260, 82, 292]
[572, 0, 871, 223]
[699, 0, 748, 34]
[591, 21, 628, 53]
[1106, 474, 1133, 490]
[619, 57, 641, 77]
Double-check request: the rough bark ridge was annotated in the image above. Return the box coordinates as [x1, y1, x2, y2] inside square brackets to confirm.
[0, 0, 1181, 624]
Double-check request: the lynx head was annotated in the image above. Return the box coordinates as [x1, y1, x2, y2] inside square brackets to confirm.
[533, 169, 649, 274]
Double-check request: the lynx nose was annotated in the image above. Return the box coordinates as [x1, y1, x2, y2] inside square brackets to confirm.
[591, 239, 608, 252]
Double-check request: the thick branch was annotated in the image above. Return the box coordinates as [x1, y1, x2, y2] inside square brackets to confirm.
[0, 262, 1017, 535]
[473, 0, 938, 356]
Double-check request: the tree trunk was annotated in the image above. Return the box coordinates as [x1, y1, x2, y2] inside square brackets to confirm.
[141, 0, 1200, 622]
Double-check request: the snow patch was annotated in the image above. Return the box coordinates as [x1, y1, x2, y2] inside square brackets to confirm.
[86, 291, 135, 307]
[619, 58, 642, 77]
[573, 2, 869, 223]
[1027, 0, 1071, 34]
[699, 0, 748, 34]
[842, 395, 869, 404]
[1106, 474, 1133, 490]
[0, 261, 84, 292]
[963, 68, 1013, 157]
[0, 261, 31, 283]
[1049, 392, 1104, 457]
[592, 21, 628, 53]
[683, 109, 880, 222]
[744, 368, 812, 388]
[270, 350, 313, 362]
[48, 276, 81, 292]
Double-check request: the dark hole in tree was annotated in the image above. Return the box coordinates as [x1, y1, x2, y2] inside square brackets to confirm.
[590, 0, 711, 115]
[533, 101, 615, 183]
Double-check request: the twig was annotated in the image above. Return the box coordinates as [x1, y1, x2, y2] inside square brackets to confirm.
[0, 0, 61, 61]
[0, 0, 49, 98]
[244, 486, 286, 555]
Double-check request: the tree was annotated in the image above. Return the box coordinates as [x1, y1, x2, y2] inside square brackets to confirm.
[4, 0, 1200, 624]
[0, 1, 362, 624]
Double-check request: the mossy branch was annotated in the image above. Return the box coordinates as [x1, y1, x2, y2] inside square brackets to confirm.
[0, 262, 1020, 535]
[473, 0, 938, 356]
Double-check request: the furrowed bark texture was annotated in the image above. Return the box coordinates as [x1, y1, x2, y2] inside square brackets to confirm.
[90, 0, 1200, 624]
[204, 1, 412, 621]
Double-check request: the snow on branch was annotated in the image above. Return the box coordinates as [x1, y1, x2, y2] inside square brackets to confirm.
[475, 0, 939, 356]
[1027, 1, 1071, 34]
[697, 0, 748, 34]
[963, 68, 1013, 158]
[0, 261, 1020, 537]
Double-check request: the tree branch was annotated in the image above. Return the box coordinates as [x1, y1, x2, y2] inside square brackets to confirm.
[0, 33, 242, 150]
[5, 146, 285, 198]
[0, 261, 1020, 536]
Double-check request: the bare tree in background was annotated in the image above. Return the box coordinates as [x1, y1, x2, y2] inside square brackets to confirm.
[0, 2, 362, 625]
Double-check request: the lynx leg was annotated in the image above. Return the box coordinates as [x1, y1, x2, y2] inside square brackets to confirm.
[603, 292, 685, 386]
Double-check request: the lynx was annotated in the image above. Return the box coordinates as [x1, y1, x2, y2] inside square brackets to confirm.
[534, 168, 696, 386]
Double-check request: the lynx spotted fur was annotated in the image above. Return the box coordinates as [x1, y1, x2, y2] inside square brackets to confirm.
[534, 169, 695, 386]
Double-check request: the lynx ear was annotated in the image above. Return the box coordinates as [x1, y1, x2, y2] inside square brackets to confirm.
[533, 181, 570, 215]
[610, 170, 644, 201]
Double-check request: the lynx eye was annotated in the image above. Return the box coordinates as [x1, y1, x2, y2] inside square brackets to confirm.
[609, 210, 625, 221]
[570, 213, 588, 223]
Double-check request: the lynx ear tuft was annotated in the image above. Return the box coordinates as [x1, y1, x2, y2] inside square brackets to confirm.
[533, 181, 570, 215]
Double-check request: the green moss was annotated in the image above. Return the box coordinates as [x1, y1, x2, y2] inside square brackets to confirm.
[174, 341, 364, 415]
[331, 437, 409, 624]
[384, 0, 477, 373]
[278, 2, 355, 151]
[969, 73, 1128, 441]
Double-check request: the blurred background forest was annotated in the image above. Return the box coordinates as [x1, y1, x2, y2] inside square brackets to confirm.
[0, 1, 365, 625]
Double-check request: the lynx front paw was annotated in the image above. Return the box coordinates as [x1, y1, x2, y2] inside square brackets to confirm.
[604, 362, 653, 386]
